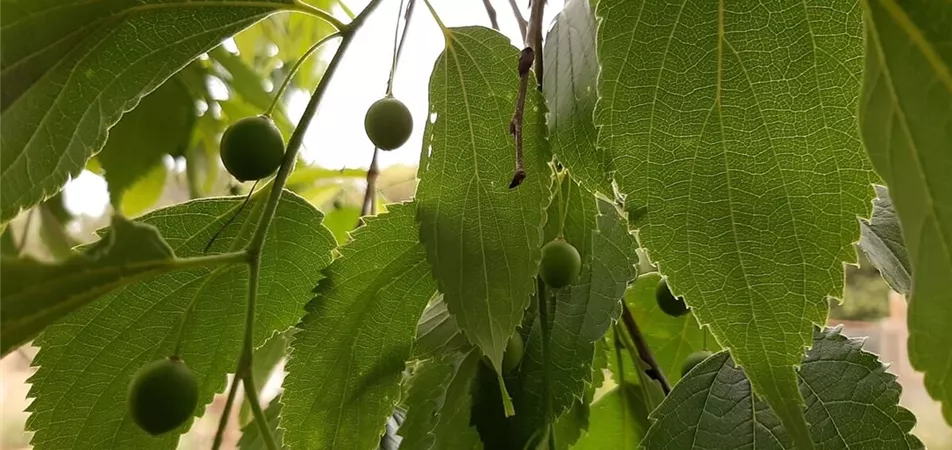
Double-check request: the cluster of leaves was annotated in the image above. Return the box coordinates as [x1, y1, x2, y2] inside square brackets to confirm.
[0, 0, 948, 449]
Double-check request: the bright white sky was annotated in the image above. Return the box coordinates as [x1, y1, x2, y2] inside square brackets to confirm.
[63, 0, 565, 217]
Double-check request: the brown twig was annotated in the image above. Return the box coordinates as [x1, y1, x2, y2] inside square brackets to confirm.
[482, 0, 499, 30]
[620, 302, 672, 394]
[507, 0, 528, 41]
[508, 48, 533, 188]
[526, 0, 545, 89]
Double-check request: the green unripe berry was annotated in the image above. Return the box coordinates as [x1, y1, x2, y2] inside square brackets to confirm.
[220, 115, 285, 181]
[128, 357, 199, 435]
[364, 96, 413, 150]
[656, 279, 689, 317]
[502, 332, 525, 373]
[539, 239, 582, 289]
[681, 350, 713, 377]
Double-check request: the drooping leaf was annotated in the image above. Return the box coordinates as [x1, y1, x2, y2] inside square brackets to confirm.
[0, 0, 293, 222]
[26, 192, 336, 450]
[860, 0, 952, 423]
[591, 1, 873, 444]
[97, 77, 195, 212]
[543, 0, 612, 195]
[0, 215, 175, 356]
[625, 272, 713, 385]
[858, 185, 911, 295]
[641, 327, 924, 449]
[513, 181, 636, 445]
[239, 394, 284, 450]
[398, 350, 483, 450]
[282, 203, 437, 450]
[572, 384, 649, 450]
[415, 26, 552, 371]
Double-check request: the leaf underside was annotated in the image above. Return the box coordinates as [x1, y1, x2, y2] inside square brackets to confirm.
[857, 185, 912, 295]
[641, 327, 923, 450]
[590, 1, 873, 445]
[860, 0, 952, 425]
[26, 192, 335, 450]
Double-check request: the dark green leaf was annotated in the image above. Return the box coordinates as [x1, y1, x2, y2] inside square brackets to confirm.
[416, 26, 552, 372]
[282, 202, 437, 450]
[573, 384, 649, 450]
[26, 192, 335, 449]
[1, 222, 17, 255]
[0, 215, 175, 356]
[543, 0, 612, 195]
[642, 327, 924, 449]
[861, 0, 952, 423]
[399, 350, 483, 450]
[412, 296, 471, 361]
[0, 0, 293, 221]
[591, 1, 873, 444]
[858, 185, 911, 295]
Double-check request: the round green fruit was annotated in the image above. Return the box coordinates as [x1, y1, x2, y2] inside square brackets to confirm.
[539, 239, 582, 289]
[220, 115, 285, 181]
[364, 96, 413, 150]
[502, 332, 525, 373]
[128, 357, 199, 435]
[681, 350, 713, 377]
[656, 279, 689, 317]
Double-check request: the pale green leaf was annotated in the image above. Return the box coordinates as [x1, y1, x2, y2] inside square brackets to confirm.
[860, 0, 952, 424]
[641, 327, 923, 449]
[573, 384, 649, 450]
[26, 192, 336, 450]
[0, 215, 174, 356]
[239, 394, 284, 450]
[626, 273, 713, 385]
[98, 78, 195, 210]
[858, 185, 911, 295]
[322, 204, 361, 244]
[412, 297, 471, 361]
[398, 351, 483, 450]
[543, 0, 612, 195]
[0, 0, 292, 222]
[281, 203, 437, 450]
[592, 1, 873, 444]
[416, 26, 552, 371]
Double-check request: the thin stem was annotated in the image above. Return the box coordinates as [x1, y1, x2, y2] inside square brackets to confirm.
[420, 0, 449, 34]
[360, 148, 381, 217]
[264, 32, 341, 117]
[212, 375, 243, 450]
[526, 0, 545, 89]
[508, 47, 533, 188]
[185, 147, 202, 199]
[506, 0, 528, 41]
[241, 361, 276, 450]
[482, 0, 500, 30]
[620, 302, 672, 394]
[291, 0, 347, 30]
[386, 0, 407, 96]
[555, 171, 567, 238]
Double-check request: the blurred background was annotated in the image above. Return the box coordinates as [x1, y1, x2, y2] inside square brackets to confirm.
[2, 0, 950, 448]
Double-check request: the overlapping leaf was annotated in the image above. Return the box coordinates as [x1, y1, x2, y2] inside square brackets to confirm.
[26, 192, 335, 450]
[543, 0, 612, 195]
[0, 0, 293, 221]
[399, 350, 483, 450]
[858, 185, 911, 294]
[860, 0, 952, 423]
[1, 215, 175, 356]
[625, 273, 712, 385]
[592, 1, 873, 444]
[642, 327, 923, 449]
[282, 203, 437, 450]
[573, 384, 649, 450]
[416, 26, 552, 371]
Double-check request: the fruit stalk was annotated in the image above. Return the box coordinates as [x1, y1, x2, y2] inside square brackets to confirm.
[620, 302, 672, 395]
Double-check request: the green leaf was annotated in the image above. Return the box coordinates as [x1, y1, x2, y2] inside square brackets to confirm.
[625, 273, 713, 385]
[860, 0, 952, 424]
[416, 26, 552, 372]
[543, 0, 612, 195]
[209, 46, 293, 135]
[26, 192, 336, 449]
[399, 351, 483, 450]
[239, 394, 284, 450]
[38, 201, 79, 260]
[513, 181, 636, 445]
[119, 163, 168, 218]
[0, 215, 175, 356]
[0, 223, 16, 255]
[858, 185, 911, 295]
[0, 0, 292, 222]
[281, 202, 437, 450]
[240, 329, 293, 424]
[412, 296, 471, 361]
[591, 1, 873, 445]
[641, 327, 924, 449]
[98, 78, 195, 211]
[572, 384, 649, 450]
[322, 204, 361, 244]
